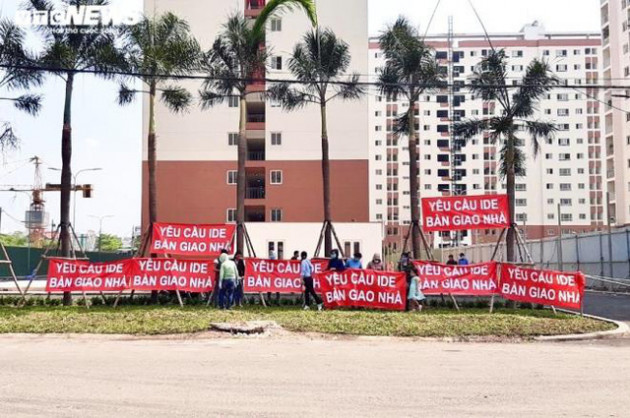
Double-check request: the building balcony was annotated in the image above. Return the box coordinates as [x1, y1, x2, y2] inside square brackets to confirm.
[246, 187, 265, 199]
[245, 0, 265, 17]
[245, 205, 265, 222]
[247, 150, 266, 161]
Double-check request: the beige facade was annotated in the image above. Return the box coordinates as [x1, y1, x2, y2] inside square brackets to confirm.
[369, 23, 605, 250]
[601, 0, 630, 226]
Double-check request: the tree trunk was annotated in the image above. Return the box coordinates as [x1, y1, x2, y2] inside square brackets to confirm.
[320, 102, 333, 257]
[147, 81, 158, 227]
[61, 72, 74, 306]
[506, 133, 516, 262]
[407, 100, 421, 259]
[148, 82, 159, 304]
[236, 95, 248, 254]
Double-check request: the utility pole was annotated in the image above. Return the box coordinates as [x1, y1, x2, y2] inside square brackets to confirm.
[606, 191, 614, 278]
[557, 203, 563, 271]
[90, 215, 113, 252]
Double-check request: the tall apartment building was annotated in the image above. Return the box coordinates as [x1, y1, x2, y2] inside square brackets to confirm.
[601, 0, 630, 226]
[142, 0, 369, 228]
[369, 22, 605, 251]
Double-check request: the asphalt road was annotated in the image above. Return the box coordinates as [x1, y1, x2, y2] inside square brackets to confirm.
[1, 334, 629, 417]
[582, 291, 630, 323]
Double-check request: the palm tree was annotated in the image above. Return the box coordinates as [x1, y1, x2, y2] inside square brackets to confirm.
[269, 28, 364, 256]
[0, 19, 43, 149]
[377, 17, 443, 260]
[454, 50, 557, 262]
[117, 12, 201, 231]
[200, 0, 317, 254]
[28, 0, 126, 305]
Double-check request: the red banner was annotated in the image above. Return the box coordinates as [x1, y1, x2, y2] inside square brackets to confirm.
[46, 259, 129, 293]
[412, 261, 499, 296]
[243, 259, 329, 293]
[127, 258, 215, 292]
[499, 264, 585, 310]
[421, 194, 510, 232]
[315, 269, 407, 311]
[150, 223, 235, 257]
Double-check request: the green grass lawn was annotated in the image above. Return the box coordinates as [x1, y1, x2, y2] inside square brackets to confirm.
[0, 305, 614, 338]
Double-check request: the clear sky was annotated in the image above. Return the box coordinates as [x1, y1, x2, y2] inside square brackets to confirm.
[0, 0, 600, 238]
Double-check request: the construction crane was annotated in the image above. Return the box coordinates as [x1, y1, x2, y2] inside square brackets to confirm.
[0, 156, 93, 245]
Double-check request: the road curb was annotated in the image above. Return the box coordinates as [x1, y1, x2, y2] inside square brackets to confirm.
[534, 310, 629, 342]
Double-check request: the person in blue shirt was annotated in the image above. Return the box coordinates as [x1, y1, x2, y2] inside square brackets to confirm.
[301, 251, 323, 311]
[345, 252, 363, 269]
[458, 253, 470, 266]
[326, 249, 346, 271]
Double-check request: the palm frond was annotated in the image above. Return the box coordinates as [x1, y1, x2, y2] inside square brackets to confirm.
[0, 122, 19, 151]
[160, 85, 192, 113]
[198, 89, 227, 110]
[453, 118, 490, 139]
[377, 17, 442, 100]
[0, 19, 43, 89]
[512, 59, 558, 118]
[521, 119, 557, 156]
[332, 73, 364, 101]
[117, 83, 137, 106]
[252, 0, 317, 36]
[201, 14, 267, 99]
[12, 94, 42, 115]
[267, 82, 317, 110]
[469, 49, 510, 107]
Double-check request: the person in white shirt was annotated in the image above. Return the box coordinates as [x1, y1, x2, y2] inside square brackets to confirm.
[300, 251, 323, 311]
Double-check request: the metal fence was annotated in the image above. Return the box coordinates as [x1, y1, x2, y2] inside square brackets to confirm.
[440, 228, 630, 289]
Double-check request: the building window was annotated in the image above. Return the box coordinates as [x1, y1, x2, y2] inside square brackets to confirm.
[268, 241, 284, 259]
[271, 132, 282, 145]
[561, 213, 573, 222]
[270, 18, 282, 32]
[226, 208, 236, 223]
[228, 132, 238, 146]
[227, 170, 237, 185]
[270, 170, 283, 184]
[271, 56, 282, 70]
[559, 168, 571, 176]
[228, 96, 238, 107]
[560, 183, 572, 191]
[271, 209, 282, 222]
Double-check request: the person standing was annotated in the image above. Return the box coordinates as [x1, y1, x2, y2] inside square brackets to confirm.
[366, 253, 385, 271]
[407, 267, 426, 311]
[301, 251, 323, 311]
[345, 252, 363, 269]
[233, 251, 246, 307]
[290, 251, 299, 260]
[219, 253, 239, 309]
[446, 255, 458, 265]
[326, 249, 346, 271]
[209, 249, 229, 306]
[458, 253, 470, 266]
